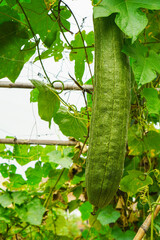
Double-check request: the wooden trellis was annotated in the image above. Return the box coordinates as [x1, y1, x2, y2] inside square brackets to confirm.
[0, 80, 92, 146]
[0, 80, 93, 91]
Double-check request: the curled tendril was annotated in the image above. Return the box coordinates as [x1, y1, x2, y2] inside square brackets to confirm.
[51, 80, 64, 94]
[153, 169, 160, 186]
[92, 0, 103, 7]
[138, 186, 149, 205]
[68, 104, 77, 113]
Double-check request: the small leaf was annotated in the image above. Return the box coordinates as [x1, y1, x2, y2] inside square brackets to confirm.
[68, 200, 80, 213]
[48, 150, 72, 169]
[112, 226, 135, 240]
[120, 170, 153, 196]
[128, 124, 144, 155]
[9, 173, 26, 189]
[69, 31, 94, 83]
[0, 192, 12, 208]
[26, 162, 43, 185]
[0, 206, 11, 223]
[97, 205, 120, 225]
[12, 192, 28, 205]
[30, 88, 39, 103]
[79, 201, 92, 221]
[144, 131, 160, 155]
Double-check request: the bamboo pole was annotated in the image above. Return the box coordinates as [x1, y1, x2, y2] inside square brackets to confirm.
[0, 81, 93, 91]
[0, 138, 77, 146]
[133, 201, 160, 240]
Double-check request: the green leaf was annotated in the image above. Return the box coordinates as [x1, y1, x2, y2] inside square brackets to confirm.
[0, 144, 5, 152]
[112, 226, 135, 240]
[9, 173, 26, 189]
[79, 201, 92, 221]
[69, 31, 94, 83]
[123, 42, 160, 85]
[97, 205, 120, 225]
[0, 221, 7, 234]
[73, 185, 83, 199]
[71, 170, 85, 185]
[31, 80, 60, 126]
[120, 170, 153, 196]
[48, 169, 69, 190]
[128, 124, 144, 155]
[0, 192, 12, 208]
[0, 21, 35, 82]
[34, 33, 64, 62]
[144, 131, 160, 155]
[48, 150, 72, 169]
[68, 200, 80, 213]
[0, 164, 9, 178]
[26, 162, 43, 185]
[30, 88, 39, 103]
[94, 0, 160, 41]
[21, 0, 70, 48]
[142, 88, 160, 115]
[13, 144, 42, 166]
[0, 206, 11, 223]
[12, 191, 28, 205]
[17, 198, 45, 225]
[54, 107, 87, 142]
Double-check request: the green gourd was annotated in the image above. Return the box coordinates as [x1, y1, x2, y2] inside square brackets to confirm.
[85, 15, 131, 209]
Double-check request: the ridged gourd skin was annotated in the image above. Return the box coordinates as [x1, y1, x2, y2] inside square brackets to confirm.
[85, 15, 131, 209]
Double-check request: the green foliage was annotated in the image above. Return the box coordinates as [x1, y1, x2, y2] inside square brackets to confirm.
[120, 170, 153, 196]
[97, 205, 120, 225]
[0, 0, 160, 239]
[93, 0, 160, 41]
[123, 41, 160, 86]
[69, 30, 94, 83]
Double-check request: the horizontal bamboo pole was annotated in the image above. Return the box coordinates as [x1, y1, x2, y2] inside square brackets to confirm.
[0, 138, 77, 146]
[0, 81, 93, 91]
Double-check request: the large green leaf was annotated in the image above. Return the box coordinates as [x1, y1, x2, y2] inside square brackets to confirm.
[123, 41, 160, 86]
[120, 170, 153, 196]
[0, 20, 35, 82]
[21, 0, 70, 48]
[94, 0, 160, 41]
[16, 198, 45, 225]
[142, 88, 160, 115]
[97, 205, 120, 225]
[54, 107, 87, 142]
[31, 80, 60, 126]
